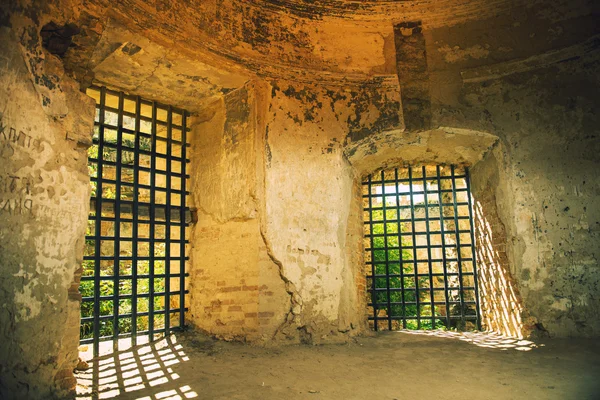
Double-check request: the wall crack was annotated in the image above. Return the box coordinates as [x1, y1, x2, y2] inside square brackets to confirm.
[259, 227, 304, 341]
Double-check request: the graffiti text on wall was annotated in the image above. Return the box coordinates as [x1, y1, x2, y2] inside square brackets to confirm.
[0, 173, 34, 215]
[0, 114, 44, 157]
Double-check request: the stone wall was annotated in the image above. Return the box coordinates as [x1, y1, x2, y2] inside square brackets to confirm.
[471, 146, 532, 338]
[0, 27, 94, 398]
[421, 5, 600, 337]
[262, 77, 409, 343]
[339, 1, 599, 337]
[0, 5, 598, 399]
[187, 82, 290, 342]
[186, 75, 403, 344]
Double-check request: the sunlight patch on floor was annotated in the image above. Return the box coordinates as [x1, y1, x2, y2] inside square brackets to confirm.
[76, 335, 197, 400]
[396, 329, 541, 351]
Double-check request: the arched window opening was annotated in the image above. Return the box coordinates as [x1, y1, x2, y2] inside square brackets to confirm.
[363, 165, 480, 331]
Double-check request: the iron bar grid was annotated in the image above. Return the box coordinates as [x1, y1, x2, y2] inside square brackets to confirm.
[363, 165, 481, 331]
[81, 86, 191, 357]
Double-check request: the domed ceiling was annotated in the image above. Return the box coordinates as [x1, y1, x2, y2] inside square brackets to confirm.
[4, 0, 593, 112]
[32, 0, 538, 82]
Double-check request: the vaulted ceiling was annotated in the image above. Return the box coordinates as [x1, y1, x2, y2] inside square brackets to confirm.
[2, 0, 596, 112]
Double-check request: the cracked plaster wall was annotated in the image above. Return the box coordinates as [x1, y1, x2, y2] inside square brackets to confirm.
[187, 82, 290, 342]
[0, 9, 597, 400]
[470, 145, 533, 338]
[0, 27, 94, 399]
[461, 63, 600, 336]
[416, 4, 600, 336]
[187, 76, 403, 344]
[260, 79, 403, 343]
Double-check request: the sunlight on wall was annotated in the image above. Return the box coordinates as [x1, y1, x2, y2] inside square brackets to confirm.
[474, 199, 526, 339]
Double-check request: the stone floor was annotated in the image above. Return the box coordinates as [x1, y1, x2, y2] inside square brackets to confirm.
[75, 330, 600, 400]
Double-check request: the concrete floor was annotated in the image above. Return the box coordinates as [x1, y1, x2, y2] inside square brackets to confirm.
[76, 330, 600, 400]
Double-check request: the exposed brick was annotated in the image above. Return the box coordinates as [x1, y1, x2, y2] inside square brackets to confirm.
[219, 286, 241, 293]
[258, 312, 274, 318]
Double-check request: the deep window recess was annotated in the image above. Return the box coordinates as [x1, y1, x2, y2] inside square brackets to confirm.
[363, 165, 481, 331]
[80, 86, 190, 357]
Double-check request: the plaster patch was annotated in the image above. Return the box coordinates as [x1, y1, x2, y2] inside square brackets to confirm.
[437, 44, 490, 63]
[550, 298, 571, 311]
[14, 280, 42, 321]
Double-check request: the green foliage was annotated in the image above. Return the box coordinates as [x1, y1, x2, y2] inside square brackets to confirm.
[80, 242, 167, 339]
[369, 209, 446, 330]
[81, 112, 174, 340]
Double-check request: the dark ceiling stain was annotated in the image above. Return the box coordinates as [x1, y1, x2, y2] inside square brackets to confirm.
[40, 21, 80, 57]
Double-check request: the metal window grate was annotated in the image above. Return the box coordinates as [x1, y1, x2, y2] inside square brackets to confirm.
[363, 165, 481, 331]
[80, 86, 191, 357]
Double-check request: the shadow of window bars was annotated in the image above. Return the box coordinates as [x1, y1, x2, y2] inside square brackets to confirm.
[397, 329, 541, 351]
[76, 335, 198, 400]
